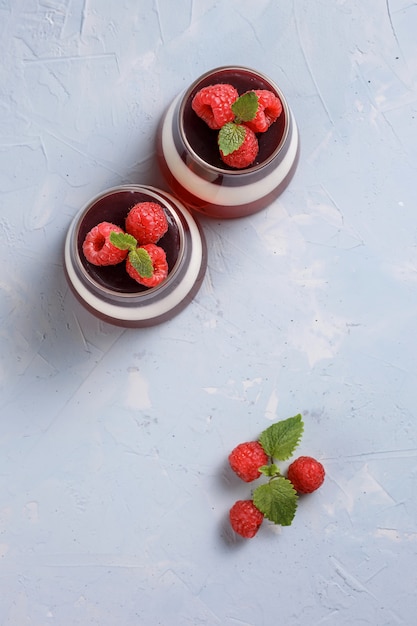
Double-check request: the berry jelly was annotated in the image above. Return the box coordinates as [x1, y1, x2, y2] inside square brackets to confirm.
[157, 66, 299, 219]
[64, 185, 207, 327]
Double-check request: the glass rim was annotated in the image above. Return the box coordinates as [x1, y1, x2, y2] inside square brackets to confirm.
[72, 185, 186, 299]
[178, 65, 291, 176]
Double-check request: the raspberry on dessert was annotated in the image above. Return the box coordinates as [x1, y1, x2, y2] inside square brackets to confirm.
[228, 441, 268, 482]
[219, 125, 259, 169]
[229, 500, 264, 539]
[243, 89, 283, 133]
[192, 83, 239, 130]
[126, 243, 168, 288]
[82, 222, 128, 266]
[125, 202, 168, 245]
[287, 456, 325, 494]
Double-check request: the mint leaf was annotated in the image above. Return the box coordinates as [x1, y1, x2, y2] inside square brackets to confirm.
[258, 414, 304, 461]
[253, 477, 298, 526]
[218, 122, 246, 156]
[258, 463, 280, 478]
[231, 91, 258, 123]
[128, 248, 153, 278]
[110, 231, 137, 251]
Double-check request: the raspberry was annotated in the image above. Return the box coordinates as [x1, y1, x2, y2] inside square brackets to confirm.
[126, 243, 168, 288]
[229, 500, 264, 538]
[243, 90, 283, 133]
[287, 456, 325, 494]
[82, 222, 128, 266]
[228, 441, 268, 482]
[192, 83, 239, 130]
[125, 202, 168, 245]
[219, 125, 259, 169]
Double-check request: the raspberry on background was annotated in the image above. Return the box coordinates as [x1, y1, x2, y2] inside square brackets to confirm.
[228, 441, 268, 482]
[82, 222, 128, 266]
[126, 243, 168, 288]
[287, 456, 325, 494]
[125, 202, 168, 245]
[192, 83, 239, 130]
[229, 500, 264, 539]
[243, 89, 283, 133]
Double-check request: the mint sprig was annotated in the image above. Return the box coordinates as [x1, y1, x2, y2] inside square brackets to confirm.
[110, 231, 153, 278]
[240, 414, 304, 529]
[218, 92, 259, 157]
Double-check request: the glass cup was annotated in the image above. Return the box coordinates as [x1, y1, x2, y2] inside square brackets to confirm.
[64, 185, 207, 327]
[157, 66, 299, 219]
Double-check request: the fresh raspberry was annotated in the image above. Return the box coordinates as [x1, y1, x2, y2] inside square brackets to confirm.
[243, 89, 283, 133]
[219, 125, 259, 169]
[229, 500, 264, 538]
[192, 83, 239, 130]
[82, 222, 128, 266]
[126, 243, 168, 288]
[125, 202, 168, 245]
[228, 441, 268, 482]
[287, 456, 325, 494]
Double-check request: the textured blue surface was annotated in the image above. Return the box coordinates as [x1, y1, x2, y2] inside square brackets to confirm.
[1, 1, 417, 624]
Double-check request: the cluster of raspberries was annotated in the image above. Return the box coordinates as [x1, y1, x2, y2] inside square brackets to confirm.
[82, 202, 169, 288]
[191, 83, 282, 169]
[228, 442, 325, 539]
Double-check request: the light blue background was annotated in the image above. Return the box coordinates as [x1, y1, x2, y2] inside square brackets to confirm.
[1, 1, 417, 624]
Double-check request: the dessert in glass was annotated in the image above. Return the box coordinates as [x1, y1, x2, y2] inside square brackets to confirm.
[64, 185, 207, 327]
[157, 66, 299, 219]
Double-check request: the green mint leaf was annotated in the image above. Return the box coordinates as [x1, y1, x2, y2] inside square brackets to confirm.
[128, 248, 153, 278]
[258, 414, 304, 461]
[218, 122, 246, 156]
[231, 91, 258, 123]
[258, 463, 280, 478]
[253, 477, 298, 526]
[110, 231, 137, 251]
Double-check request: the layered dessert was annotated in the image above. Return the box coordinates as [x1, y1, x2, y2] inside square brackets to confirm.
[157, 66, 299, 219]
[64, 186, 207, 327]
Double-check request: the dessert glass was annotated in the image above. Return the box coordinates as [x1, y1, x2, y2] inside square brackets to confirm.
[64, 185, 207, 327]
[157, 66, 299, 219]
